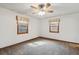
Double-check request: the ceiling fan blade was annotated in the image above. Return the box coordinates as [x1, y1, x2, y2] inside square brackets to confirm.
[47, 10, 53, 13]
[31, 6, 38, 9]
[39, 4, 45, 9]
[46, 3, 51, 8]
[46, 6, 53, 12]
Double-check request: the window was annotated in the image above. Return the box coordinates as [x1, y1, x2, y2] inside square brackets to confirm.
[16, 16, 29, 34]
[49, 18, 60, 33]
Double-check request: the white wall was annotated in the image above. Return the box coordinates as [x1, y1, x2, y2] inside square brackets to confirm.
[40, 13, 79, 43]
[0, 7, 39, 48]
[0, 7, 79, 48]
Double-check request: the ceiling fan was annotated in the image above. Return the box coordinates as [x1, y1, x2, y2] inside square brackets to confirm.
[31, 3, 53, 15]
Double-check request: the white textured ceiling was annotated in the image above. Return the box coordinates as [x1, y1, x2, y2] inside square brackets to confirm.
[0, 3, 79, 19]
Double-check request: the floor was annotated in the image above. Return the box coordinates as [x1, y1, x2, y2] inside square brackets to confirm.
[0, 37, 79, 55]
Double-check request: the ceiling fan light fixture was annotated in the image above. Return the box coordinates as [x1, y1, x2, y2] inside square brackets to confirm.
[38, 11, 45, 16]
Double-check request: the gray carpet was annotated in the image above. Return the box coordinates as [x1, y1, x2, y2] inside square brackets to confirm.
[0, 38, 79, 55]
